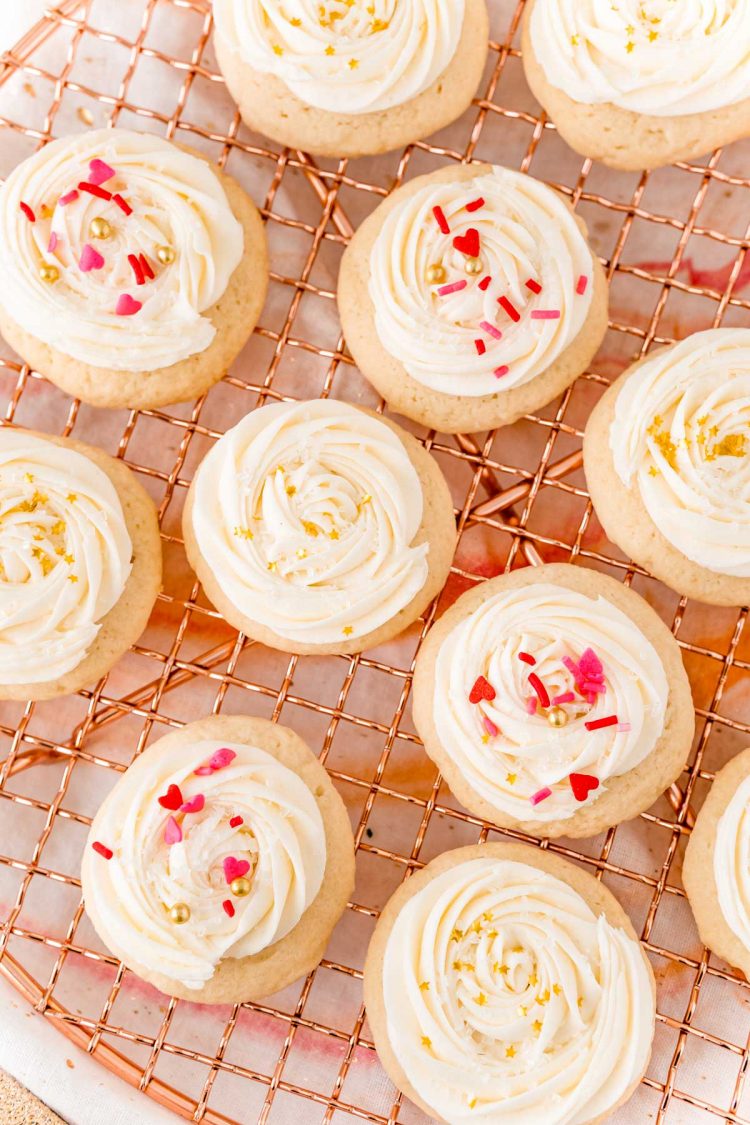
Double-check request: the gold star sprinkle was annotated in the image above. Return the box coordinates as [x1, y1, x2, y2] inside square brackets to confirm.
[506, 773, 517, 785]
[529, 973, 538, 987]
[63, 553, 74, 564]
[626, 40, 635, 52]
[67, 492, 77, 503]
[325, 45, 335, 55]
[570, 33, 580, 45]
[328, 528, 340, 540]
[233, 526, 254, 540]
[302, 521, 319, 538]
[476, 993, 487, 1006]
[450, 928, 464, 942]
[68, 574, 78, 583]
[421, 1036, 432, 1049]
[506, 1045, 516, 1059]
[290, 16, 301, 25]
[419, 981, 430, 991]
[553, 983, 561, 995]
[348, 58, 359, 69]
[286, 484, 297, 496]
[343, 626, 353, 636]
[24, 473, 34, 483]
[272, 44, 284, 55]
[533, 1020, 543, 1035]
[267, 561, 277, 572]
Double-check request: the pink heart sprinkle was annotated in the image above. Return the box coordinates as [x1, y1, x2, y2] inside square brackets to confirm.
[209, 748, 237, 771]
[79, 243, 104, 272]
[115, 293, 142, 316]
[88, 158, 116, 186]
[579, 647, 604, 681]
[194, 766, 213, 776]
[223, 856, 250, 883]
[48, 232, 58, 253]
[181, 794, 205, 814]
[164, 816, 182, 845]
[482, 716, 499, 738]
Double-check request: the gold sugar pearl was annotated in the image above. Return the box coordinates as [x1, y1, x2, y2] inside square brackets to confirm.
[89, 216, 112, 240]
[230, 876, 252, 897]
[169, 902, 191, 924]
[426, 263, 446, 285]
[39, 264, 59, 283]
[464, 256, 483, 276]
[547, 706, 568, 728]
[156, 245, 176, 265]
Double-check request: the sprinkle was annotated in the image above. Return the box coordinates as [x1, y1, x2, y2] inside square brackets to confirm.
[78, 181, 112, 201]
[469, 675, 496, 704]
[569, 773, 600, 802]
[582, 681, 606, 695]
[552, 691, 575, 705]
[482, 716, 499, 738]
[506, 773, 517, 785]
[47, 232, 58, 253]
[115, 293, 142, 316]
[533, 1020, 543, 1035]
[139, 253, 155, 280]
[562, 655, 581, 680]
[181, 794, 205, 814]
[531, 309, 561, 320]
[475, 992, 487, 1006]
[210, 747, 237, 771]
[19, 201, 35, 223]
[343, 626, 354, 636]
[419, 981, 430, 991]
[617, 722, 632, 733]
[223, 856, 251, 883]
[421, 1036, 432, 1049]
[79, 243, 104, 272]
[438, 280, 467, 297]
[528, 672, 550, 709]
[466, 198, 485, 212]
[433, 206, 450, 234]
[585, 715, 618, 731]
[480, 320, 502, 340]
[475, 339, 486, 356]
[88, 158, 116, 186]
[91, 841, 113, 860]
[59, 189, 79, 206]
[525, 696, 538, 715]
[498, 296, 520, 322]
[112, 192, 132, 216]
[157, 784, 183, 810]
[576, 275, 589, 296]
[506, 1046, 516, 1059]
[222, 899, 235, 918]
[525, 278, 542, 294]
[164, 816, 182, 845]
[229, 816, 244, 828]
[530, 787, 552, 806]
[494, 365, 510, 379]
[579, 648, 604, 681]
[518, 652, 536, 666]
[453, 229, 480, 258]
[127, 253, 145, 285]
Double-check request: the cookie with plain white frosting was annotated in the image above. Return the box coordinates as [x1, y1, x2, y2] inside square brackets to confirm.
[584, 329, 750, 606]
[0, 129, 267, 409]
[82, 714, 355, 1003]
[364, 840, 656, 1125]
[412, 563, 693, 838]
[212, 0, 489, 158]
[522, 0, 750, 171]
[338, 163, 608, 434]
[0, 427, 161, 701]
[182, 398, 456, 655]
[684, 748, 750, 979]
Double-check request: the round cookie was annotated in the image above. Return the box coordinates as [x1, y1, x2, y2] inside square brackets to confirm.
[0, 129, 268, 410]
[584, 328, 750, 607]
[522, 0, 750, 171]
[364, 840, 656, 1125]
[212, 0, 489, 158]
[0, 427, 161, 701]
[182, 398, 456, 655]
[338, 163, 608, 434]
[684, 748, 750, 979]
[412, 562, 694, 838]
[82, 714, 355, 1003]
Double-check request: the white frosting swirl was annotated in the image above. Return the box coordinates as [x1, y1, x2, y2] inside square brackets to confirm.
[529, 0, 750, 118]
[190, 400, 430, 644]
[213, 0, 464, 114]
[0, 129, 243, 371]
[432, 584, 668, 822]
[713, 773, 750, 953]
[611, 328, 750, 577]
[368, 168, 594, 397]
[85, 739, 327, 990]
[0, 430, 132, 684]
[382, 856, 654, 1124]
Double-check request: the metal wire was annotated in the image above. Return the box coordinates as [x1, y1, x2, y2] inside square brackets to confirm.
[1, 0, 750, 1121]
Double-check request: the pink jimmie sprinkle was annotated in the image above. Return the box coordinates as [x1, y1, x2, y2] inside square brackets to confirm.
[617, 722, 632, 733]
[478, 276, 492, 291]
[531, 309, 561, 320]
[79, 243, 104, 272]
[562, 655, 581, 679]
[526, 696, 538, 715]
[480, 321, 502, 340]
[530, 787, 552, 806]
[552, 691, 575, 705]
[576, 274, 589, 296]
[475, 339, 486, 356]
[229, 816, 244, 828]
[47, 232, 58, 253]
[181, 794, 205, 814]
[494, 365, 509, 379]
[433, 205, 450, 234]
[438, 280, 467, 297]
[582, 681, 606, 695]
[59, 189, 79, 206]
[482, 715, 499, 738]
[164, 816, 182, 845]
[88, 158, 116, 186]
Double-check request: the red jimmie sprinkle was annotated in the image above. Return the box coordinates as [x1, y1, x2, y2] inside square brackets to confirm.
[475, 339, 486, 356]
[19, 201, 35, 223]
[466, 197, 485, 212]
[433, 205, 450, 234]
[138, 253, 155, 280]
[525, 278, 542, 294]
[469, 675, 496, 704]
[127, 253, 145, 286]
[478, 275, 492, 291]
[78, 181, 112, 201]
[528, 672, 550, 709]
[518, 652, 536, 666]
[576, 274, 589, 296]
[113, 193, 132, 216]
[585, 715, 619, 731]
[92, 841, 113, 860]
[229, 816, 244, 828]
[222, 899, 235, 918]
[498, 295, 520, 322]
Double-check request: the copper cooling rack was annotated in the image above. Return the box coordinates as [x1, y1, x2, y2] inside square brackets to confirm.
[2, 1, 750, 1122]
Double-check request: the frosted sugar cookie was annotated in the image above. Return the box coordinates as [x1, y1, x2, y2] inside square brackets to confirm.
[212, 0, 489, 158]
[338, 163, 608, 433]
[522, 0, 750, 170]
[684, 748, 750, 979]
[0, 427, 161, 701]
[364, 841, 656, 1124]
[0, 129, 267, 409]
[412, 563, 693, 838]
[584, 328, 750, 606]
[82, 715, 355, 1003]
[183, 399, 455, 654]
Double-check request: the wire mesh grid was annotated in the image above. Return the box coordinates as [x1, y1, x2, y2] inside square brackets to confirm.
[1, 0, 750, 1122]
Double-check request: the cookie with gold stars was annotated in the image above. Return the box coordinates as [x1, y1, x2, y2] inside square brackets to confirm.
[212, 0, 490, 157]
[522, 0, 750, 170]
[0, 427, 161, 701]
[82, 714, 355, 1003]
[584, 329, 750, 606]
[412, 562, 693, 838]
[338, 162, 608, 434]
[0, 129, 267, 409]
[364, 840, 656, 1124]
[182, 398, 456, 654]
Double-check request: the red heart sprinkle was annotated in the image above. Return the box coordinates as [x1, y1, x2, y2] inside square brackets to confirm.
[569, 773, 600, 802]
[158, 784, 183, 811]
[469, 675, 496, 704]
[223, 856, 251, 883]
[453, 227, 480, 258]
